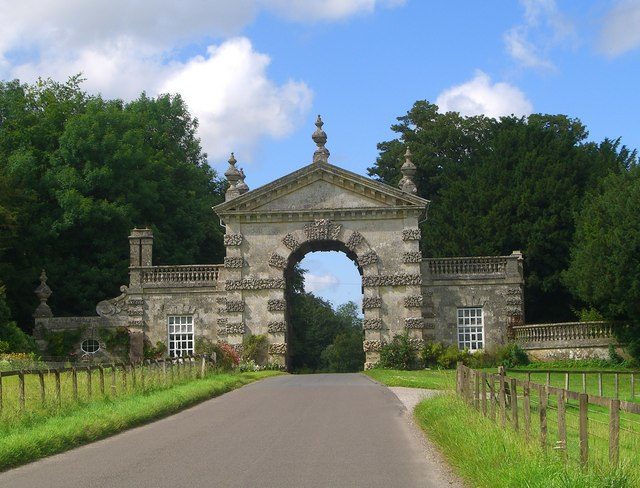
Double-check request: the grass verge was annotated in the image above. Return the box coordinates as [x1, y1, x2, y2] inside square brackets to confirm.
[0, 370, 281, 471]
[415, 393, 639, 488]
[363, 368, 455, 389]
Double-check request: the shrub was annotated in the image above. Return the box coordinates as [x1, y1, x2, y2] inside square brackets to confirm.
[242, 334, 268, 364]
[420, 341, 446, 368]
[379, 333, 418, 370]
[143, 339, 167, 359]
[437, 345, 471, 369]
[195, 337, 239, 370]
[0, 321, 37, 353]
[99, 326, 130, 354]
[496, 343, 529, 368]
[44, 328, 83, 357]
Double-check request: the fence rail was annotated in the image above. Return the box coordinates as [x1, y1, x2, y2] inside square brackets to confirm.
[425, 256, 508, 277]
[0, 355, 214, 421]
[139, 265, 222, 286]
[512, 321, 615, 348]
[456, 364, 640, 468]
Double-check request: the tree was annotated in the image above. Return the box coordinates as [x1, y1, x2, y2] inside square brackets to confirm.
[0, 77, 225, 330]
[564, 166, 640, 359]
[370, 101, 633, 322]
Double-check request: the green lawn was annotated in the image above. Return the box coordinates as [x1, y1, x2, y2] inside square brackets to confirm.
[0, 370, 281, 471]
[415, 393, 639, 488]
[363, 368, 456, 390]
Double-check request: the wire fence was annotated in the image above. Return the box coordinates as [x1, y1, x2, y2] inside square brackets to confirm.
[456, 363, 640, 469]
[0, 355, 214, 424]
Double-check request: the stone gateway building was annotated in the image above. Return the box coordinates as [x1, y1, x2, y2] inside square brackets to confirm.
[34, 117, 524, 369]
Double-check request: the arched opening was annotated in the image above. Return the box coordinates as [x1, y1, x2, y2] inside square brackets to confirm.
[284, 241, 364, 373]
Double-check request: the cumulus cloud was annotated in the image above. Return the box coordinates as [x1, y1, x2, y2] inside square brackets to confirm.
[436, 71, 533, 119]
[304, 273, 340, 293]
[0, 0, 399, 163]
[599, 0, 640, 57]
[503, 0, 575, 71]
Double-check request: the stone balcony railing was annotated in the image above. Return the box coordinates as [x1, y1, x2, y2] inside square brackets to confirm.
[512, 321, 616, 349]
[424, 256, 510, 279]
[137, 265, 223, 287]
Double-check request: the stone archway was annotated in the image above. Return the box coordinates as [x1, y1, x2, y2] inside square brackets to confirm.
[213, 126, 429, 369]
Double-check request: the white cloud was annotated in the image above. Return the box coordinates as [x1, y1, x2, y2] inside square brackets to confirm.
[503, 0, 575, 71]
[436, 71, 533, 119]
[0, 0, 400, 163]
[304, 273, 340, 293]
[599, 0, 640, 57]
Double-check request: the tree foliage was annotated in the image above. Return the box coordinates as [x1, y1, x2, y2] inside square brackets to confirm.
[370, 101, 635, 322]
[0, 77, 225, 332]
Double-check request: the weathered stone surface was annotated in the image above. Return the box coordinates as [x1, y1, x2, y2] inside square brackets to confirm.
[219, 323, 245, 335]
[363, 274, 422, 287]
[267, 321, 287, 333]
[224, 257, 244, 268]
[402, 229, 421, 241]
[402, 252, 422, 263]
[404, 318, 424, 329]
[363, 340, 384, 352]
[268, 253, 287, 269]
[362, 318, 384, 330]
[358, 251, 378, 266]
[217, 318, 228, 325]
[223, 234, 243, 246]
[225, 278, 286, 290]
[225, 300, 245, 313]
[282, 233, 299, 251]
[269, 343, 287, 354]
[304, 219, 341, 241]
[267, 299, 286, 312]
[403, 295, 423, 308]
[362, 297, 382, 309]
[345, 231, 363, 251]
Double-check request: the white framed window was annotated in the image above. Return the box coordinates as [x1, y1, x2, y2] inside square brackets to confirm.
[168, 315, 194, 357]
[81, 339, 100, 354]
[457, 307, 484, 351]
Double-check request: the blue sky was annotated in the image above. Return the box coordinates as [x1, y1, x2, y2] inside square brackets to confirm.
[2, 0, 639, 309]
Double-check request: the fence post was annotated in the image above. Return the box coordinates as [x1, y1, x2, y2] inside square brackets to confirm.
[130, 362, 136, 389]
[557, 389, 567, 462]
[614, 373, 619, 400]
[72, 367, 78, 402]
[582, 373, 587, 394]
[141, 361, 145, 389]
[631, 373, 635, 399]
[200, 356, 206, 379]
[0, 372, 3, 414]
[609, 398, 620, 466]
[474, 371, 480, 410]
[38, 371, 46, 405]
[598, 373, 603, 397]
[122, 363, 128, 392]
[162, 359, 167, 385]
[481, 372, 487, 417]
[579, 393, 589, 467]
[510, 378, 518, 431]
[99, 366, 105, 396]
[489, 375, 496, 421]
[111, 364, 117, 395]
[499, 375, 507, 428]
[546, 371, 551, 387]
[539, 386, 547, 451]
[523, 381, 531, 441]
[456, 362, 462, 396]
[565, 372, 569, 391]
[18, 371, 25, 411]
[86, 367, 92, 400]
[55, 369, 61, 406]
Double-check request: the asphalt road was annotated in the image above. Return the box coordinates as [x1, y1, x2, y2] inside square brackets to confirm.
[0, 374, 454, 488]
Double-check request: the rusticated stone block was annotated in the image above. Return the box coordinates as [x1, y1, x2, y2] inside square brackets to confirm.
[402, 228, 421, 241]
[408, 338, 425, 350]
[345, 231, 364, 251]
[363, 318, 384, 330]
[404, 295, 423, 308]
[304, 219, 341, 241]
[217, 318, 228, 325]
[223, 234, 243, 246]
[268, 253, 287, 269]
[225, 300, 245, 313]
[224, 257, 244, 268]
[362, 297, 382, 309]
[362, 274, 422, 287]
[267, 299, 286, 312]
[219, 323, 245, 335]
[269, 343, 287, 354]
[358, 251, 378, 266]
[404, 318, 424, 329]
[225, 278, 286, 290]
[363, 340, 384, 352]
[402, 251, 422, 263]
[282, 233, 299, 251]
[267, 321, 287, 333]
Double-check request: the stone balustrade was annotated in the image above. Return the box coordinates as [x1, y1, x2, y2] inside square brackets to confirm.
[139, 265, 222, 286]
[513, 321, 615, 349]
[425, 256, 508, 278]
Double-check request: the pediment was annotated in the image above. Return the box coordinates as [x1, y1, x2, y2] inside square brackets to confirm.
[214, 162, 429, 216]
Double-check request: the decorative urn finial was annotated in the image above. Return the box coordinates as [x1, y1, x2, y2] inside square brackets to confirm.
[224, 152, 242, 201]
[237, 168, 249, 194]
[33, 269, 53, 318]
[398, 146, 418, 194]
[312, 115, 330, 164]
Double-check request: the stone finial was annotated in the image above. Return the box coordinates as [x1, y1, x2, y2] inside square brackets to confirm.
[312, 115, 330, 164]
[33, 269, 53, 318]
[398, 146, 417, 194]
[224, 152, 242, 201]
[236, 168, 249, 195]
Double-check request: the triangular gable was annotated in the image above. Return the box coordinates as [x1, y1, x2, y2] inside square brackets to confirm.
[214, 162, 429, 215]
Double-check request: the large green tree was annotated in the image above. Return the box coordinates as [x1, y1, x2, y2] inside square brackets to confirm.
[564, 167, 640, 358]
[370, 101, 634, 322]
[0, 77, 225, 331]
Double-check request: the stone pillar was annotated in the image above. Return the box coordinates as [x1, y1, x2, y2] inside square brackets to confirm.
[128, 228, 153, 285]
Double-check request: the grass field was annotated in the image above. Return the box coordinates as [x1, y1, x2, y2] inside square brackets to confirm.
[0, 370, 281, 471]
[363, 368, 456, 389]
[415, 393, 639, 488]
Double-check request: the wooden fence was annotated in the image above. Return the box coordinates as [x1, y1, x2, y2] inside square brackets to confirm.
[456, 363, 640, 468]
[0, 355, 213, 420]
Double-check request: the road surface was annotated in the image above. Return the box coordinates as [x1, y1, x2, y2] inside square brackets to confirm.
[0, 374, 458, 487]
